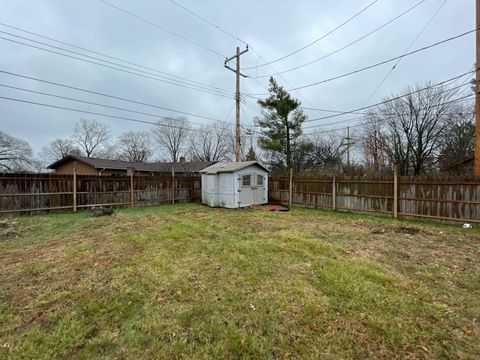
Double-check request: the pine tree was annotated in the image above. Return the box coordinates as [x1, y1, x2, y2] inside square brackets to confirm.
[245, 146, 257, 161]
[255, 77, 306, 169]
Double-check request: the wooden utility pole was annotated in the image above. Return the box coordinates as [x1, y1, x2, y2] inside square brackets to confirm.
[344, 126, 354, 175]
[346, 126, 351, 167]
[475, 0, 480, 176]
[225, 45, 249, 162]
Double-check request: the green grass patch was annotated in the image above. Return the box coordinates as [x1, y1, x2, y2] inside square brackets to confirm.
[0, 204, 479, 359]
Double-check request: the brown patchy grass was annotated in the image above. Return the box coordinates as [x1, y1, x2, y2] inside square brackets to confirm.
[0, 204, 479, 359]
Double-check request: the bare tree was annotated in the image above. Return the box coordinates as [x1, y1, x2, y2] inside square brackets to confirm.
[152, 117, 190, 162]
[39, 138, 81, 163]
[73, 119, 110, 158]
[310, 134, 345, 170]
[361, 115, 390, 173]
[361, 82, 460, 175]
[189, 122, 232, 161]
[0, 131, 33, 172]
[116, 131, 152, 163]
[438, 103, 475, 170]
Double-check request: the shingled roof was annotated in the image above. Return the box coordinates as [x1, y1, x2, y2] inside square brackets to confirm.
[200, 161, 269, 174]
[47, 155, 213, 173]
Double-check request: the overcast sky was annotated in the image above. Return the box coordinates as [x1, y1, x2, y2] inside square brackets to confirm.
[0, 0, 475, 158]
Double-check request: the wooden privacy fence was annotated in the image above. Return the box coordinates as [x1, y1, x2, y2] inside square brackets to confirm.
[3, 172, 480, 223]
[269, 174, 480, 223]
[0, 173, 201, 215]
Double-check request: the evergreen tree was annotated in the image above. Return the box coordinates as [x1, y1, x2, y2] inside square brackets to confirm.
[255, 77, 306, 169]
[245, 146, 257, 161]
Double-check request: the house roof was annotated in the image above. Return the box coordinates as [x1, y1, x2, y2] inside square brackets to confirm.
[200, 161, 269, 174]
[443, 157, 474, 170]
[47, 155, 213, 173]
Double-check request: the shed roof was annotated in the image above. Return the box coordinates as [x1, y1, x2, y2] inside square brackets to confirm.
[47, 155, 213, 173]
[200, 161, 269, 174]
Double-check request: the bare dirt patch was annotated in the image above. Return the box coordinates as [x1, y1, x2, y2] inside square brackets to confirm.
[372, 225, 421, 235]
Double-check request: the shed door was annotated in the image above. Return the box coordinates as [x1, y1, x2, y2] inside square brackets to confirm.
[239, 172, 265, 206]
[254, 174, 265, 204]
[238, 173, 254, 206]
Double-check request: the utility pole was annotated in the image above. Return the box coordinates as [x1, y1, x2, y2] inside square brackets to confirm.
[342, 126, 355, 175]
[346, 126, 351, 167]
[225, 45, 249, 162]
[475, 0, 480, 176]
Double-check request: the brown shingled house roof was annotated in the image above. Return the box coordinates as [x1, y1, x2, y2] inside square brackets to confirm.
[47, 155, 214, 174]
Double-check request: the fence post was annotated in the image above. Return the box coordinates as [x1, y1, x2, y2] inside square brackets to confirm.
[73, 162, 77, 212]
[289, 168, 293, 206]
[332, 176, 336, 211]
[130, 173, 134, 208]
[171, 163, 175, 204]
[393, 164, 398, 219]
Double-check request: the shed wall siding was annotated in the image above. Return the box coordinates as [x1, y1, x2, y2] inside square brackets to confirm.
[201, 174, 216, 207]
[201, 164, 268, 208]
[217, 173, 234, 208]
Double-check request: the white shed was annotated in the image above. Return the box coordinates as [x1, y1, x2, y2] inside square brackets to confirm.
[200, 161, 269, 208]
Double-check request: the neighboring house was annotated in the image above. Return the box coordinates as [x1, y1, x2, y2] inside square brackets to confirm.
[442, 157, 474, 177]
[47, 155, 213, 176]
[201, 161, 269, 208]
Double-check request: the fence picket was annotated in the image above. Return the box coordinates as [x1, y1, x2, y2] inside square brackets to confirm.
[0, 173, 201, 215]
[268, 175, 480, 223]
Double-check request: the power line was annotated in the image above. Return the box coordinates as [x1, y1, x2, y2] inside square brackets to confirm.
[231, 98, 476, 140]
[300, 70, 474, 115]
[0, 32, 235, 99]
[0, 69, 225, 122]
[247, 29, 476, 95]
[302, 94, 475, 135]
[165, 0, 322, 136]
[362, 0, 449, 105]
[240, 76, 475, 138]
[242, 0, 381, 70]
[0, 22, 231, 94]
[0, 95, 214, 133]
[168, 0, 248, 46]
[301, 107, 369, 115]
[242, 100, 263, 117]
[165, 0, 316, 108]
[97, 0, 227, 59]
[303, 115, 368, 130]
[223, 102, 236, 122]
[304, 108, 473, 131]
[250, 0, 427, 78]
[0, 83, 225, 128]
[303, 70, 474, 123]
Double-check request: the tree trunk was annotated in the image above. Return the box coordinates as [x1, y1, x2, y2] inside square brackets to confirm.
[286, 125, 291, 169]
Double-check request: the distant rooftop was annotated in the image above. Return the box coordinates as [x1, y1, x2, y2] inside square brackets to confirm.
[47, 155, 214, 173]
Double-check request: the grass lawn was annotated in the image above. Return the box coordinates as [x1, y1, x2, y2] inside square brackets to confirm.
[0, 204, 479, 359]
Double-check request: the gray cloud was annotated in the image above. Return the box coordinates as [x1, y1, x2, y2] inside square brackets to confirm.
[0, 0, 474, 157]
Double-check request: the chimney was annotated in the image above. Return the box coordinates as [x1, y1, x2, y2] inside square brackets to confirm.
[179, 156, 186, 164]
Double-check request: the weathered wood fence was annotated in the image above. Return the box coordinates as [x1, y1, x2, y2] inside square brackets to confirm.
[269, 175, 480, 223]
[0, 173, 201, 215]
[3, 172, 480, 223]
